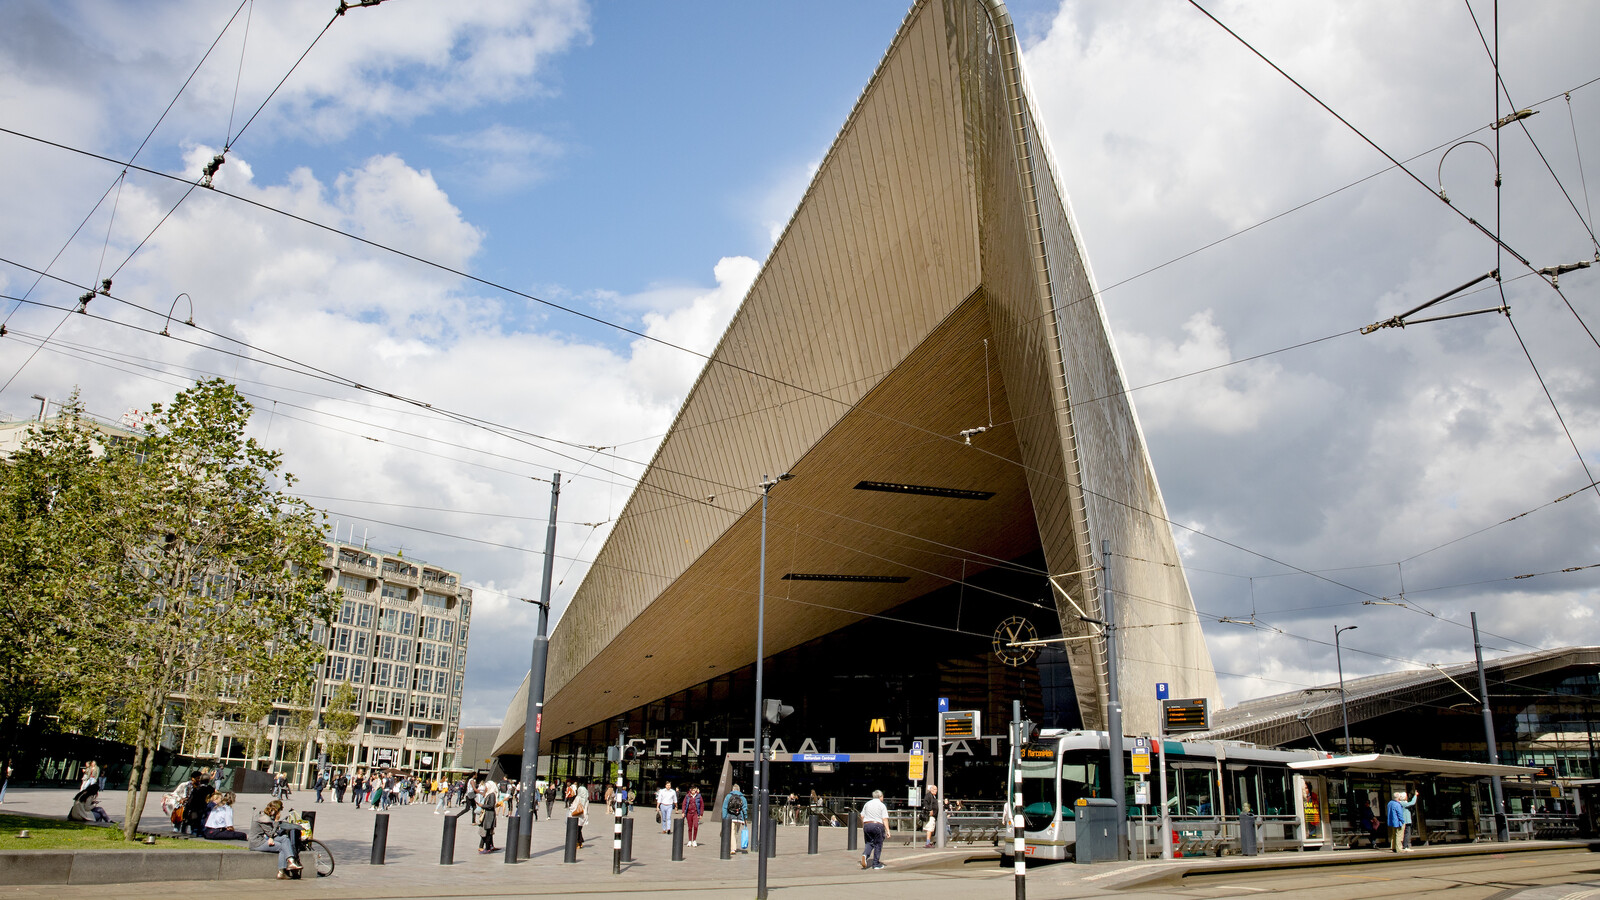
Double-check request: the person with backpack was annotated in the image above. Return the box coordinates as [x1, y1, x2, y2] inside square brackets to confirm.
[722, 784, 749, 853]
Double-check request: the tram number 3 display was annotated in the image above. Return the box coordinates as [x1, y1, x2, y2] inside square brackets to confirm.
[1162, 698, 1209, 733]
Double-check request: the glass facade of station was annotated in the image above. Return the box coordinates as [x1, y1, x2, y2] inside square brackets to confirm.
[534, 552, 1079, 803]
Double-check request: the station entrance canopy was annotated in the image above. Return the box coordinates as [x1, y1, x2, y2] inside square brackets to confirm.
[494, 0, 1218, 760]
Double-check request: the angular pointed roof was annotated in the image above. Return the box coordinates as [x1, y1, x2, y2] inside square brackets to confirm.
[495, 0, 1217, 757]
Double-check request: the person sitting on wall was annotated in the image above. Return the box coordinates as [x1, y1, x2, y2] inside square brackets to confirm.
[202, 792, 248, 840]
[68, 785, 112, 824]
[249, 800, 302, 879]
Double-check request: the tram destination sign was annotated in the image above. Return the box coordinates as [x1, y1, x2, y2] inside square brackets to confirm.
[1162, 698, 1209, 733]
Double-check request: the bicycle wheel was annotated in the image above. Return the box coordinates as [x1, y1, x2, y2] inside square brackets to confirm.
[309, 839, 336, 877]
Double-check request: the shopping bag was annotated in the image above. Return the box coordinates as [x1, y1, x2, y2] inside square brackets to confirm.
[740, 825, 750, 850]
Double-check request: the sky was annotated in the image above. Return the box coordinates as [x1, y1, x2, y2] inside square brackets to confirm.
[1, 0, 1597, 729]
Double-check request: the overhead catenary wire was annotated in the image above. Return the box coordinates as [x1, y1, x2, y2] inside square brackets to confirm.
[0, 15, 1587, 672]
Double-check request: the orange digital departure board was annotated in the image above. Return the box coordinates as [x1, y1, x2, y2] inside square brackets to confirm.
[1161, 698, 1209, 733]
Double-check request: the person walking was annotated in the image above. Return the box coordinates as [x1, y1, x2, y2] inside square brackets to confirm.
[335, 773, 348, 804]
[722, 784, 749, 853]
[478, 786, 499, 854]
[545, 782, 557, 818]
[314, 773, 326, 803]
[682, 785, 705, 847]
[0, 760, 11, 804]
[569, 783, 590, 850]
[860, 789, 888, 869]
[80, 760, 99, 793]
[656, 781, 677, 834]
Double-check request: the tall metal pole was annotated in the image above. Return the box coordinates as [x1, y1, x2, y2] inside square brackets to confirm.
[1157, 707, 1171, 859]
[515, 473, 560, 855]
[1102, 540, 1126, 859]
[1472, 612, 1508, 841]
[1335, 625, 1356, 753]
[754, 475, 786, 899]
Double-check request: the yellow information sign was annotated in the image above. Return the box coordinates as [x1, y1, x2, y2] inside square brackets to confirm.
[909, 754, 925, 780]
[1131, 752, 1151, 774]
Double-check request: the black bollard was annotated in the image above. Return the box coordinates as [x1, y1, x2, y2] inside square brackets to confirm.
[504, 816, 520, 863]
[440, 812, 458, 865]
[848, 808, 859, 851]
[622, 817, 635, 862]
[808, 813, 819, 855]
[672, 816, 685, 861]
[371, 812, 389, 865]
[564, 816, 580, 863]
[720, 815, 732, 860]
[764, 817, 777, 858]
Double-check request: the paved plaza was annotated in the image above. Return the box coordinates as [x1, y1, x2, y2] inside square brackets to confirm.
[4, 788, 1596, 900]
[0, 787, 1008, 897]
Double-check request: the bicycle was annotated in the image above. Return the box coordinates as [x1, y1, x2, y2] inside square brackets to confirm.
[281, 809, 336, 878]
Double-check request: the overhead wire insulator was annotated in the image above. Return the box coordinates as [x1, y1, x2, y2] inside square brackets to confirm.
[200, 153, 226, 189]
[77, 291, 95, 314]
[1491, 108, 1537, 130]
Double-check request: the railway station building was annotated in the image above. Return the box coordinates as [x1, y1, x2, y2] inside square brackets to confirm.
[493, 0, 1219, 801]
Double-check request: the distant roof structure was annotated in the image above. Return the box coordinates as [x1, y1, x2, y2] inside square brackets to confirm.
[496, 0, 1219, 758]
[1196, 646, 1600, 748]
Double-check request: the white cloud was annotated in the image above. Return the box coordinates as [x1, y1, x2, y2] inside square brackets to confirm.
[433, 124, 565, 194]
[1025, 0, 1600, 703]
[626, 255, 760, 408]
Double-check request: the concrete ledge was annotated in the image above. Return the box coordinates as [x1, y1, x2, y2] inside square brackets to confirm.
[1114, 840, 1591, 890]
[0, 848, 279, 885]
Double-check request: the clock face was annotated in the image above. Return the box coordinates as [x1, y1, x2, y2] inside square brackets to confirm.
[992, 616, 1038, 667]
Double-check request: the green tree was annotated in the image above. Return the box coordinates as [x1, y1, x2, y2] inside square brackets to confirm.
[0, 396, 124, 771]
[103, 380, 333, 841]
[322, 681, 361, 766]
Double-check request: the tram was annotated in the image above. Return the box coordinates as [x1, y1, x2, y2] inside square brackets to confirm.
[1003, 729, 1553, 861]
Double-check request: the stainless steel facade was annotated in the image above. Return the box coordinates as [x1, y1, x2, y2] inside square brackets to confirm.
[496, 0, 1218, 760]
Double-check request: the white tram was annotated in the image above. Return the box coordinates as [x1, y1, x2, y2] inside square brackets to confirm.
[1003, 729, 1554, 862]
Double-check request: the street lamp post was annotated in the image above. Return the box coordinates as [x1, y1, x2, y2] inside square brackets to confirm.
[514, 472, 559, 861]
[1335, 625, 1357, 754]
[753, 473, 790, 900]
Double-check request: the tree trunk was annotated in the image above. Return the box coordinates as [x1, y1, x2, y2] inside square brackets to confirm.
[121, 693, 161, 842]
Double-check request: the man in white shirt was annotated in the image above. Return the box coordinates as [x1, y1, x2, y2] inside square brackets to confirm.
[657, 782, 678, 833]
[860, 789, 889, 869]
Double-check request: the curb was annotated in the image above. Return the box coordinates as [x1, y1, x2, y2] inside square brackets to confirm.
[1112, 840, 1592, 890]
[0, 848, 279, 885]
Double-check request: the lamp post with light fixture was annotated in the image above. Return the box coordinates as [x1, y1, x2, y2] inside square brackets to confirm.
[514, 472, 559, 860]
[1335, 625, 1357, 753]
[752, 473, 790, 896]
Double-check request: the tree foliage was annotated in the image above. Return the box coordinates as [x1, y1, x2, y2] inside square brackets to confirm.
[322, 682, 361, 766]
[0, 381, 333, 840]
[0, 396, 125, 769]
[104, 379, 333, 840]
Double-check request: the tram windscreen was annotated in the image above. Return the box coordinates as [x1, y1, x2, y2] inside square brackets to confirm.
[1019, 743, 1100, 829]
[1019, 748, 1060, 830]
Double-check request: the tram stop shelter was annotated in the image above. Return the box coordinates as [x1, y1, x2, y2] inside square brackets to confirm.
[1288, 753, 1545, 847]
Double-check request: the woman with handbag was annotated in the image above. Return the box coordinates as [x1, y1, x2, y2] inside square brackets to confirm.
[477, 787, 499, 854]
[569, 783, 589, 850]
